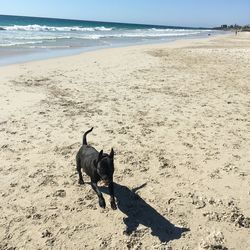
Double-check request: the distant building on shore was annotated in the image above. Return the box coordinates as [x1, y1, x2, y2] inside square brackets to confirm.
[213, 24, 250, 32]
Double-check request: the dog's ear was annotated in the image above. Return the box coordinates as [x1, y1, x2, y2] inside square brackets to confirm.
[110, 148, 114, 159]
[98, 150, 103, 162]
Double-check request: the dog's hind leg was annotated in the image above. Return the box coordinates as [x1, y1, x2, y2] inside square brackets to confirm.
[76, 154, 84, 185]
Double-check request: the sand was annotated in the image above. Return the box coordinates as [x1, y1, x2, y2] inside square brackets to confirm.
[0, 32, 250, 250]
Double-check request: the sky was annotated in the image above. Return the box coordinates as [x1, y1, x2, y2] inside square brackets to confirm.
[0, 0, 249, 27]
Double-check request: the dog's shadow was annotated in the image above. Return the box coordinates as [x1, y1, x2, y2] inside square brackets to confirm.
[100, 182, 189, 242]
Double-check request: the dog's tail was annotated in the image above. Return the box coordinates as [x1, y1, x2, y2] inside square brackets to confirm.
[83, 127, 93, 145]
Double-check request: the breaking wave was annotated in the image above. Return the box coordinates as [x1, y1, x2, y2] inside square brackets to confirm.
[3, 24, 114, 32]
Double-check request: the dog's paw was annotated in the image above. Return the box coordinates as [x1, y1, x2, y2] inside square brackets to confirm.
[111, 200, 117, 210]
[99, 198, 106, 209]
[78, 179, 84, 185]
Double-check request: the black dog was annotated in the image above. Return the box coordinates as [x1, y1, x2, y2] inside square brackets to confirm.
[76, 127, 117, 210]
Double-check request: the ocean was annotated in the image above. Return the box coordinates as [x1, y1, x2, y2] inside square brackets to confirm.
[0, 15, 221, 65]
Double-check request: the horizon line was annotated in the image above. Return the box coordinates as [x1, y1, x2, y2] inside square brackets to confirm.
[0, 13, 213, 29]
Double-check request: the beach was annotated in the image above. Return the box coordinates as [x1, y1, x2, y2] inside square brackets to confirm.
[0, 32, 250, 249]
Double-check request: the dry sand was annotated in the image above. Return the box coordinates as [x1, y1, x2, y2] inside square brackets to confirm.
[0, 32, 250, 250]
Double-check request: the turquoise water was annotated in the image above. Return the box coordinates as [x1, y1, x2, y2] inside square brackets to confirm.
[0, 14, 211, 31]
[0, 15, 221, 65]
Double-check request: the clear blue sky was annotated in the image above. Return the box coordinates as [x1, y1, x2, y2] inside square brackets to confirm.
[0, 0, 249, 27]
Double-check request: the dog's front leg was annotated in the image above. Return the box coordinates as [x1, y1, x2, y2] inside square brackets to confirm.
[91, 181, 106, 208]
[108, 182, 117, 210]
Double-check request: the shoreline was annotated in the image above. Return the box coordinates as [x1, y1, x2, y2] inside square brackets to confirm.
[0, 31, 228, 67]
[0, 32, 249, 249]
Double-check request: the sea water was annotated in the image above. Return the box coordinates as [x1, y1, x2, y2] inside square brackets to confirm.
[0, 15, 222, 65]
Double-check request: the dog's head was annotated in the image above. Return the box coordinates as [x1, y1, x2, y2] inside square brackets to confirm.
[94, 148, 114, 185]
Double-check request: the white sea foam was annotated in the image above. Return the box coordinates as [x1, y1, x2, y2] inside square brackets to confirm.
[149, 28, 210, 32]
[0, 31, 205, 48]
[0, 41, 43, 47]
[0, 24, 214, 49]
[3, 25, 114, 32]
[109, 31, 201, 38]
[70, 31, 202, 40]
[29, 45, 71, 49]
[15, 36, 72, 40]
[149, 28, 190, 32]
